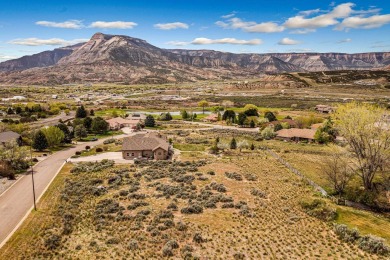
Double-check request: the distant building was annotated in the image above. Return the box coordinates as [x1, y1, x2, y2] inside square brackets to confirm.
[122, 132, 170, 160]
[128, 113, 147, 120]
[276, 128, 316, 142]
[315, 105, 335, 114]
[106, 117, 141, 130]
[203, 114, 219, 122]
[0, 131, 22, 145]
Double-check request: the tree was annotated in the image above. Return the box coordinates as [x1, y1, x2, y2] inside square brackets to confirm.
[274, 123, 283, 132]
[323, 146, 353, 195]
[91, 117, 109, 133]
[250, 120, 256, 128]
[0, 140, 28, 177]
[230, 137, 237, 149]
[237, 140, 249, 152]
[237, 113, 247, 126]
[261, 126, 276, 140]
[83, 116, 93, 131]
[264, 111, 277, 122]
[198, 100, 209, 114]
[32, 130, 48, 151]
[181, 110, 189, 120]
[159, 112, 173, 121]
[243, 104, 259, 117]
[56, 123, 72, 143]
[90, 109, 95, 116]
[42, 126, 65, 148]
[75, 105, 87, 118]
[222, 110, 236, 123]
[335, 102, 390, 190]
[315, 118, 337, 144]
[7, 107, 14, 115]
[250, 143, 255, 150]
[74, 125, 87, 140]
[145, 115, 156, 127]
[15, 106, 22, 114]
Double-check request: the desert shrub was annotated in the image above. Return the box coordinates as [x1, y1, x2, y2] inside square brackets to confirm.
[103, 138, 115, 144]
[106, 237, 120, 245]
[181, 244, 194, 258]
[85, 145, 90, 150]
[207, 170, 215, 175]
[358, 235, 389, 255]
[233, 252, 246, 259]
[225, 171, 243, 181]
[128, 239, 138, 250]
[300, 199, 337, 221]
[96, 147, 103, 153]
[127, 201, 149, 210]
[221, 202, 235, 208]
[70, 160, 114, 173]
[44, 234, 61, 250]
[167, 202, 178, 211]
[181, 203, 203, 214]
[251, 188, 267, 199]
[244, 173, 257, 181]
[176, 221, 188, 231]
[193, 233, 206, 243]
[210, 182, 227, 192]
[75, 151, 81, 156]
[162, 244, 174, 257]
[334, 224, 360, 243]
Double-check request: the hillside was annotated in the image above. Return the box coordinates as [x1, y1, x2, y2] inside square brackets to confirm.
[0, 32, 389, 84]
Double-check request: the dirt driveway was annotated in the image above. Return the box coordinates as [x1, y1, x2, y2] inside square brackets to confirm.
[68, 152, 132, 164]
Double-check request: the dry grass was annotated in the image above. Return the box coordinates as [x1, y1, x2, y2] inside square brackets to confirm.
[1, 151, 385, 259]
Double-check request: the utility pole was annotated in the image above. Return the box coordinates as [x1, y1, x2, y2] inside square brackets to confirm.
[30, 146, 37, 211]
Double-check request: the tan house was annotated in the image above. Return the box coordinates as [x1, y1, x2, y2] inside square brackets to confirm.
[315, 105, 335, 114]
[203, 113, 219, 122]
[106, 117, 141, 130]
[276, 128, 316, 142]
[122, 132, 170, 160]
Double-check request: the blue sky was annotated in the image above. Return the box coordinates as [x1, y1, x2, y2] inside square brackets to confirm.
[0, 0, 389, 61]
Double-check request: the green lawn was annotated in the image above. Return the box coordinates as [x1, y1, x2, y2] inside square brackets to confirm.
[336, 206, 390, 244]
[173, 143, 206, 151]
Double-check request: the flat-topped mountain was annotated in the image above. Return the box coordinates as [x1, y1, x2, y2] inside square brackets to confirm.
[0, 33, 388, 84]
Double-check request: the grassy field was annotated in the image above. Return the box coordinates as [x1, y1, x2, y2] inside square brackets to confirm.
[1, 150, 386, 259]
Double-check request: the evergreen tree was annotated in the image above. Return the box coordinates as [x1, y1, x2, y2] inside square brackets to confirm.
[91, 117, 109, 133]
[274, 123, 283, 131]
[144, 115, 156, 127]
[32, 130, 48, 151]
[250, 143, 255, 150]
[7, 107, 14, 115]
[74, 125, 87, 140]
[90, 109, 95, 116]
[75, 105, 87, 118]
[264, 111, 277, 122]
[181, 110, 189, 120]
[230, 137, 237, 149]
[238, 113, 247, 126]
[83, 116, 93, 130]
[250, 120, 256, 128]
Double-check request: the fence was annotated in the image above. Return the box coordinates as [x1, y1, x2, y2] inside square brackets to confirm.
[262, 147, 328, 196]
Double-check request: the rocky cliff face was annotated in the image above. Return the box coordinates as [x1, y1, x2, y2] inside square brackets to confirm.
[0, 43, 83, 72]
[0, 33, 388, 84]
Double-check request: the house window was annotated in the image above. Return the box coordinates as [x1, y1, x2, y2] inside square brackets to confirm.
[126, 153, 129, 156]
[131, 153, 135, 156]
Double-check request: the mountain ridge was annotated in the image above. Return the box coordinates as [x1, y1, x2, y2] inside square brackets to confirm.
[0, 33, 389, 84]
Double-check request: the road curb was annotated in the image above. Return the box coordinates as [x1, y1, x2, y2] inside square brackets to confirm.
[0, 161, 66, 249]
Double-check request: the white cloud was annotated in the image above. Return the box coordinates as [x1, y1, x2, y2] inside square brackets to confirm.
[192, 37, 262, 45]
[290, 28, 316, 34]
[216, 17, 284, 33]
[298, 9, 321, 16]
[8, 38, 88, 46]
[221, 12, 236, 19]
[154, 22, 189, 30]
[284, 3, 354, 29]
[166, 37, 263, 46]
[337, 38, 352, 43]
[278, 37, 302, 45]
[35, 20, 83, 29]
[0, 54, 17, 61]
[165, 41, 190, 46]
[336, 14, 390, 30]
[89, 21, 137, 29]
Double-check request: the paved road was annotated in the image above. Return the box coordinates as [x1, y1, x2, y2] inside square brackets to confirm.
[0, 134, 126, 247]
[29, 111, 75, 129]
